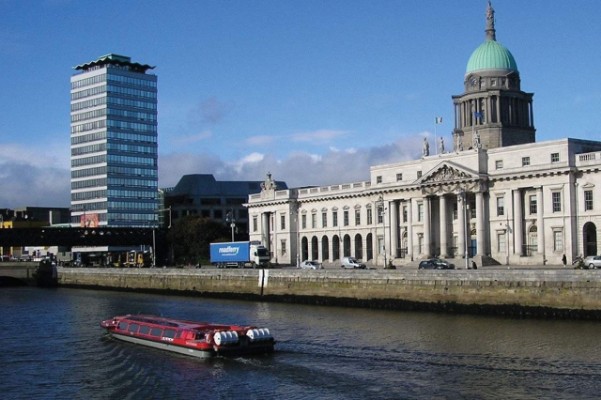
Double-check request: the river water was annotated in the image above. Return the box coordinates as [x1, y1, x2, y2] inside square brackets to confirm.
[1, 287, 600, 400]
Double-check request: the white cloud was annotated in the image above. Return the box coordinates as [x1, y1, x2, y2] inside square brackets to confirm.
[160, 135, 422, 189]
[0, 132, 425, 208]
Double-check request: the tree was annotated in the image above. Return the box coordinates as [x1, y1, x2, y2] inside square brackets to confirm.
[166, 215, 230, 265]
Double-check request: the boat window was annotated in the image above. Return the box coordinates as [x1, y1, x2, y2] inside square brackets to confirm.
[139, 325, 150, 335]
[128, 323, 139, 333]
[118, 322, 128, 331]
[150, 327, 162, 337]
[163, 329, 177, 338]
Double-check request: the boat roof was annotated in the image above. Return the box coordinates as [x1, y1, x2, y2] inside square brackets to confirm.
[117, 314, 242, 330]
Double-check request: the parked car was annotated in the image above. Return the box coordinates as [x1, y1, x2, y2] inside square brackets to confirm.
[418, 258, 455, 270]
[341, 257, 366, 269]
[300, 260, 323, 270]
[583, 256, 601, 269]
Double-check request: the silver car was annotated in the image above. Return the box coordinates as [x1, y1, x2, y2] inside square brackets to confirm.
[583, 256, 601, 269]
[300, 260, 323, 270]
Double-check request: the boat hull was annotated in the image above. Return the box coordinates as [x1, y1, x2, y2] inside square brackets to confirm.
[110, 332, 215, 358]
[100, 314, 275, 359]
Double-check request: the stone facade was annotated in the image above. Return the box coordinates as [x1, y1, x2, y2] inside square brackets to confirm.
[245, 4, 601, 267]
[247, 140, 601, 267]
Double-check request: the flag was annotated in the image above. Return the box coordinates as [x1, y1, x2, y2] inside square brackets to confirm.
[435, 117, 443, 124]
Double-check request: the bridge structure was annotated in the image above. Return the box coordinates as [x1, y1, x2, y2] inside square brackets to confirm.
[0, 227, 167, 247]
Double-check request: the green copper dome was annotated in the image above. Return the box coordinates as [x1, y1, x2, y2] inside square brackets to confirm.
[466, 40, 518, 74]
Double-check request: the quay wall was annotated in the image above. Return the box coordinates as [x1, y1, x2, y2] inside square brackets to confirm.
[58, 268, 601, 318]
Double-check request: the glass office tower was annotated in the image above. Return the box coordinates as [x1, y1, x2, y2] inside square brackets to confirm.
[70, 54, 158, 227]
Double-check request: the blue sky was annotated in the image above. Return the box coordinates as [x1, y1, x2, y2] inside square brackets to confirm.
[1, 0, 600, 208]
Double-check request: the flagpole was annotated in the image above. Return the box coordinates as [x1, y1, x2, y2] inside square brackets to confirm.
[434, 118, 437, 155]
[435, 117, 442, 154]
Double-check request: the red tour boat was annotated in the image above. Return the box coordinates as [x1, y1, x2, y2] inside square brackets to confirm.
[100, 314, 275, 358]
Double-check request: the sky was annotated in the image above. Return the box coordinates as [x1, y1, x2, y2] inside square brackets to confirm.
[1, 0, 600, 208]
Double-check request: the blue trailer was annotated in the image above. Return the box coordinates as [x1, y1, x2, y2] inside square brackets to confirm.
[210, 241, 269, 268]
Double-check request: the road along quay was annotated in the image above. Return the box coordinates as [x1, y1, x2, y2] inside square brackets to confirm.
[57, 267, 601, 320]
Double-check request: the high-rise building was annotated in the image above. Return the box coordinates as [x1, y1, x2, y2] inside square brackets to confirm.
[70, 54, 158, 228]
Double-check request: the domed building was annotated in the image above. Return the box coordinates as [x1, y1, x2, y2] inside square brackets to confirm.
[246, 2, 601, 268]
[452, 1, 535, 151]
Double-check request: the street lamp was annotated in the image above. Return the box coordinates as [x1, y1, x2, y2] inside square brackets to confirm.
[225, 210, 236, 242]
[378, 196, 387, 268]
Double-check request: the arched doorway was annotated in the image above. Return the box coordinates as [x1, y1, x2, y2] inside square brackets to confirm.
[311, 236, 319, 260]
[321, 235, 329, 261]
[343, 234, 351, 257]
[332, 235, 340, 261]
[366, 233, 373, 261]
[301, 237, 308, 261]
[354, 234, 363, 260]
[584, 222, 597, 257]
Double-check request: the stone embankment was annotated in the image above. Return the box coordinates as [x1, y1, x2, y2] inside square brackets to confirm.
[57, 267, 601, 319]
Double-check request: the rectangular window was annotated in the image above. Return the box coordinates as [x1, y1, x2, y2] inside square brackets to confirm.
[332, 211, 338, 227]
[280, 215, 286, 230]
[301, 214, 307, 229]
[355, 209, 361, 225]
[377, 205, 384, 224]
[376, 176, 382, 184]
[522, 157, 530, 166]
[367, 208, 373, 225]
[552, 192, 561, 212]
[322, 212, 327, 227]
[497, 196, 505, 216]
[343, 210, 349, 226]
[417, 171, 422, 178]
[396, 173, 403, 181]
[551, 153, 559, 163]
[417, 203, 423, 222]
[585, 190, 593, 211]
[280, 239, 287, 256]
[498, 232, 506, 253]
[311, 213, 317, 229]
[495, 160, 503, 169]
[553, 231, 563, 251]
[553, 231, 563, 252]
[403, 206, 408, 223]
[529, 195, 537, 214]
[253, 216, 258, 232]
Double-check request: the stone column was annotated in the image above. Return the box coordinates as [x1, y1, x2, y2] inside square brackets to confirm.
[513, 189, 523, 256]
[476, 192, 486, 256]
[407, 199, 414, 260]
[537, 186, 545, 262]
[458, 194, 466, 258]
[439, 195, 448, 257]
[423, 197, 431, 257]
[390, 201, 398, 259]
[261, 212, 271, 254]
